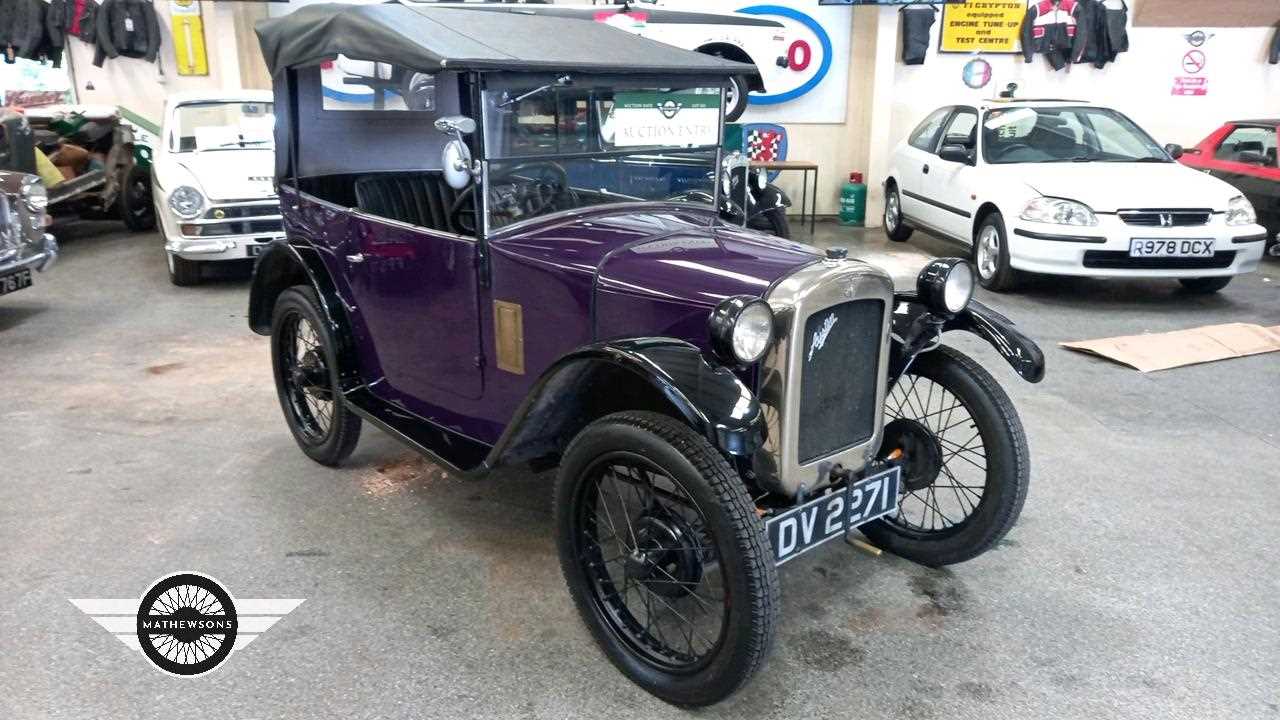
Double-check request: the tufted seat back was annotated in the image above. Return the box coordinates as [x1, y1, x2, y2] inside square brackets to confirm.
[354, 173, 462, 234]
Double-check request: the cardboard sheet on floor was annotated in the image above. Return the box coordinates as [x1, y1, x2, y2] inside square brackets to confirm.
[1061, 323, 1280, 372]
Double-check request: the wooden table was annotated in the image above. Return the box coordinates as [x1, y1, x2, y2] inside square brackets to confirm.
[751, 160, 819, 234]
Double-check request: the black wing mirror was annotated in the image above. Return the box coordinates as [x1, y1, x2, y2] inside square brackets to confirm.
[938, 144, 975, 165]
[1164, 143, 1184, 160]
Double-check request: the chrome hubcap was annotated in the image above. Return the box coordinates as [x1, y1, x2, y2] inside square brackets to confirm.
[977, 226, 999, 279]
[886, 193, 899, 231]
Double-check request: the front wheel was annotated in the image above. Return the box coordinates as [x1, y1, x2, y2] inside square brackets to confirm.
[861, 346, 1029, 567]
[120, 164, 156, 231]
[974, 211, 1019, 292]
[1178, 276, 1232, 294]
[555, 411, 778, 706]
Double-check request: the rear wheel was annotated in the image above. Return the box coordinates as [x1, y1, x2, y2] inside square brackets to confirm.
[167, 253, 202, 286]
[1178, 276, 1232, 294]
[861, 346, 1029, 567]
[724, 75, 750, 122]
[270, 286, 362, 466]
[555, 412, 777, 706]
[884, 184, 913, 242]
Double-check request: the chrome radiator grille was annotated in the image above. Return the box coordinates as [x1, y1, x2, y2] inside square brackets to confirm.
[797, 299, 884, 463]
[755, 260, 895, 498]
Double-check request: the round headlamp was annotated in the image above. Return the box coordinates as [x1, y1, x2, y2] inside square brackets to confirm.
[708, 295, 775, 365]
[168, 185, 205, 220]
[916, 258, 974, 314]
[21, 180, 47, 212]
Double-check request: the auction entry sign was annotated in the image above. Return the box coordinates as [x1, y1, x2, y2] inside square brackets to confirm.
[940, 1, 1028, 54]
[610, 92, 721, 148]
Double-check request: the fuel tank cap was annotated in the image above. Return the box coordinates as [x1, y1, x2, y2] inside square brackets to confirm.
[825, 247, 848, 260]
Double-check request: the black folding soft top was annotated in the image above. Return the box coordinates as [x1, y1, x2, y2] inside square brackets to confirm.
[255, 2, 755, 77]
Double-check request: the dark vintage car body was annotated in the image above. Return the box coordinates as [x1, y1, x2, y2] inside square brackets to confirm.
[248, 2, 1043, 500]
[1181, 119, 1280, 251]
[0, 168, 57, 295]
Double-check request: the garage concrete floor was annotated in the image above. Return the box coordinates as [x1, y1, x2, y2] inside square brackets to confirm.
[1, 220, 1277, 719]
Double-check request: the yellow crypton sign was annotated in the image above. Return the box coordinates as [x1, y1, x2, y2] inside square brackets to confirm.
[940, 1, 1028, 54]
[170, 0, 209, 76]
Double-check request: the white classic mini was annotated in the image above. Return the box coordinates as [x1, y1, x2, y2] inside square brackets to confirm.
[884, 100, 1268, 293]
[152, 91, 282, 286]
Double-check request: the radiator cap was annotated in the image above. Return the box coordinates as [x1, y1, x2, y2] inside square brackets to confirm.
[825, 246, 848, 260]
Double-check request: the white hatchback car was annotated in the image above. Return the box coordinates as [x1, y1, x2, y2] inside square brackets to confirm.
[153, 91, 282, 286]
[884, 100, 1268, 293]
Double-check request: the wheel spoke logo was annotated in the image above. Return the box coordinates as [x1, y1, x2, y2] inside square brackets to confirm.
[70, 572, 304, 677]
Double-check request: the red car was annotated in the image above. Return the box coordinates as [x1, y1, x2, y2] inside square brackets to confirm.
[1180, 119, 1279, 254]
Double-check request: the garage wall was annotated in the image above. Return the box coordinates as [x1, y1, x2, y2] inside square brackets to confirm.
[854, 0, 1280, 226]
[66, 1, 251, 125]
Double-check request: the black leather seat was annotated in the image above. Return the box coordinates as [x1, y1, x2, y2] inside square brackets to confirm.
[354, 173, 461, 234]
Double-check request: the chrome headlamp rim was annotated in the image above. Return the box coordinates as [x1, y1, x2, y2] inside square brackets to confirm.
[168, 185, 206, 220]
[708, 295, 775, 365]
[20, 178, 48, 212]
[917, 257, 974, 315]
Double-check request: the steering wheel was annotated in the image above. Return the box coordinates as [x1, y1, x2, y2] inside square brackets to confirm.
[993, 143, 1033, 161]
[448, 161, 574, 234]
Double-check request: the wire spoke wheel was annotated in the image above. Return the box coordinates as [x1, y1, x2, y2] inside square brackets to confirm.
[883, 372, 987, 537]
[277, 312, 334, 444]
[573, 452, 729, 671]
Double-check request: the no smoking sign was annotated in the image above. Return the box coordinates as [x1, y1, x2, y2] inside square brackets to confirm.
[1182, 50, 1206, 74]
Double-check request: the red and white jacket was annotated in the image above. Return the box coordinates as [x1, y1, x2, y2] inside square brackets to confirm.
[1021, 0, 1083, 68]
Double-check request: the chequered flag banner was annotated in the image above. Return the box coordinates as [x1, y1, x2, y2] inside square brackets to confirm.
[746, 128, 784, 162]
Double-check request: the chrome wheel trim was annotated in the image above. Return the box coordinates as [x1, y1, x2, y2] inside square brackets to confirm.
[976, 225, 1000, 279]
[885, 192, 900, 231]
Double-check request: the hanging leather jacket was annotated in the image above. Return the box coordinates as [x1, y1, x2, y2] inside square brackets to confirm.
[1021, 0, 1083, 71]
[49, 0, 100, 45]
[93, 0, 161, 67]
[1101, 0, 1129, 64]
[0, 0, 46, 65]
[901, 6, 937, 66]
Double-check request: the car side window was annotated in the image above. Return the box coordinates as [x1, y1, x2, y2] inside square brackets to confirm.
[939, 111, 977, 148]
[907, 108, 952, 152]
[1214, 126, 1277, 166]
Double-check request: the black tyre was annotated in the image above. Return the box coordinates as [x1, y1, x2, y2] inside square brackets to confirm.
[270, 286, 362, 466]
[724, 75, 750, 122]
[861, 346, 1029, 567]
[883, 183, 913, 242]
[167, 253, 202, 286]
[974, 211, 1019, 292]
[750, 207, 790, 239]
[1178, 276, 1232, 294]
[555, 411, 778, 706]
[120, 164, 156, 231]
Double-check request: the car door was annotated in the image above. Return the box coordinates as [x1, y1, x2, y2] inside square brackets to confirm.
[921, 107, 979, 241]
[1202, 124, 1280, 234]
[896, 107, 952, 224]
[344, 212, 485, 404]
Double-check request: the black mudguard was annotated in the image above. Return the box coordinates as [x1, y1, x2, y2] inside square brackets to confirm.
[487, 338, 765, 468]
[247, 239, 362, 388]
[891, 298, 1044, 384]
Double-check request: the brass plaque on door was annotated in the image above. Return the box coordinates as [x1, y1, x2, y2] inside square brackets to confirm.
[493, 300, 525, 375]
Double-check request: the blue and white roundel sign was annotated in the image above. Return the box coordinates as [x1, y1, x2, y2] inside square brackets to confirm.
[962, 59, 993, 90]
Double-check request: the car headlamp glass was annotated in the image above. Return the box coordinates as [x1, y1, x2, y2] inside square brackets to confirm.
[916, 258, 974, 314]
[21, 181, 47, 212]
[1225, 195, 1257, 226]
[168, 185, 205, 220]
[1019, 197, 1098, 226]
[708, 296, 774, 365]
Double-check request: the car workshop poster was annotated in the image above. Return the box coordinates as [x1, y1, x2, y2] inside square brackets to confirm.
[940, 1, 1028, 54]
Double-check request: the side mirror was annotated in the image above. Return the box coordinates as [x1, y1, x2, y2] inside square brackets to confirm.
[434, 115, 476, 136]
[938, 144, 975, 165]
[1164, 143, 1184, 160]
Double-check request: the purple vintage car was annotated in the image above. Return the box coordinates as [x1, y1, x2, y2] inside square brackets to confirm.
[249, 3, 1044, 706]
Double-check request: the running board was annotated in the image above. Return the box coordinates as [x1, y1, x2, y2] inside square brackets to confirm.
[343, 387, 490, 474]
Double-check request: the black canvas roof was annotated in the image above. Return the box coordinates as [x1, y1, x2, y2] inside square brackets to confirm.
[255, 2, 755, 77]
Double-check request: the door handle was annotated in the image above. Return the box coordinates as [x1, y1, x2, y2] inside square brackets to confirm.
[345, 253, 365, 264]
[923, 164, 930, 175]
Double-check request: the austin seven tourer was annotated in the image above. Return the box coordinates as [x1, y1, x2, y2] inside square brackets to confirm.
[249, 3, 1045, 705]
